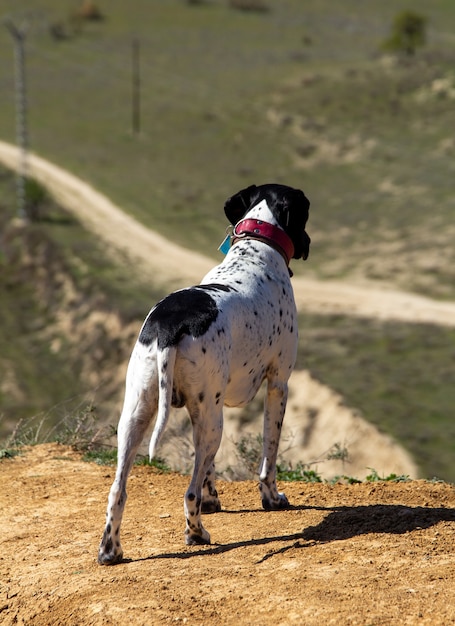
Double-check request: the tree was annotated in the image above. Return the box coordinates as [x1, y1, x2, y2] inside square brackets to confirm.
[24, 177, 48, 221]
[382, 11, 428, 56]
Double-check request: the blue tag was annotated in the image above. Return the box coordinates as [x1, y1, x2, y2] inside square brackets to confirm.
[218, 234, 231, 255]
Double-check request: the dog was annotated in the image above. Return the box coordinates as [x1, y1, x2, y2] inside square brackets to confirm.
[98, 183, 310, 564]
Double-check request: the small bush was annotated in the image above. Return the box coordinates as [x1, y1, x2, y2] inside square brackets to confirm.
[277, 463, 323, 483]
[82, 448, 117, 465]
[53, 404, 105, 451]
[326, 442, 350, 463]
[75, 1, 104, 21]
[0, 448, 20, 460]
[228, 0, 270, 14]
[382, 11, 428, 56]
[135, 455, 171, 472]
[365, 468, 410, 483]
[24, 177, 48, 221]
[1, 404, 108, 452]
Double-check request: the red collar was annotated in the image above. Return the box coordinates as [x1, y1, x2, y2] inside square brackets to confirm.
[233, 219, 295, 266]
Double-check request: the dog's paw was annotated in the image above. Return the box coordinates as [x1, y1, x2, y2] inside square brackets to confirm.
[275, 492, 290, 509]
[185, 528, 211, 546]
[261, 491, 290, 511]
[201, 498, 222, 514]
[97, 541, 124, 565]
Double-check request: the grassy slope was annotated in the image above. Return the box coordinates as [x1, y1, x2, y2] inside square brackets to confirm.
[0, 168, 165, 434]
[1, 1, 454, 479]
[0, 1, 454, 293]
[297, 314, 455, 482]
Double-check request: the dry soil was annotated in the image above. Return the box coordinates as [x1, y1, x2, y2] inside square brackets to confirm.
[1, 444, 454, 626]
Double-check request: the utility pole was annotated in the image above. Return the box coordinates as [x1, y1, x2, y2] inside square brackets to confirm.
[132, 37, 141, 135]
[5, 18, 29, 219]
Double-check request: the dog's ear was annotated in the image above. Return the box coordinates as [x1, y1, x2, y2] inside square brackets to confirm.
[224, 185, 258, 225]
[282, 188, 311, 261]
[301, 231, 311, 261]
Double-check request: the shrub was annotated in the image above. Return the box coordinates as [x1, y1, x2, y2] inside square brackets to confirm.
[228, 0, 270, 14]
[75, 1, 104, 21]
[24, 177, 48, 221]
[382, 11, 428, 56]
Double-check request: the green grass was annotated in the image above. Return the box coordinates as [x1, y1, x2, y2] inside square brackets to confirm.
[0, 448, 21, 460]
[277, 464, 323, 483]
[0, 1, 454, 296]
[82, 447, 171, 470]
[276, 463, 411, 484]
[81, 448, 118, 466]
[298, 313, 455, 482]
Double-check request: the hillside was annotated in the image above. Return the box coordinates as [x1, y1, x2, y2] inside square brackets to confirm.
[1, 0, 455, 297]
[1, 147, 455, 480]
[1, 1, 455, 480]
[1, 444, 454, 625]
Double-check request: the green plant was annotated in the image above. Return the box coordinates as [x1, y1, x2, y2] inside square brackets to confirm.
[82, 448, 118, 465]
[53, 404, 106, 450]
[326, 442, 350, 464]
[382, 11, 428, 56]
[365, 468, 410, 483]
[134, 455, 171, 472]
[75, 1, 105, 21]
[329, 475, 362, 485]
[81, 448, 171, 470]
[0, 403, 171, 470]
[24, 177, 48, 221]
[277, 463, 323, 483]
[0, 448, 21, 460]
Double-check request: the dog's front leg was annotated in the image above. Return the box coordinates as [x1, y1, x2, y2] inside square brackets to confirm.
[259, 379, 290, 511]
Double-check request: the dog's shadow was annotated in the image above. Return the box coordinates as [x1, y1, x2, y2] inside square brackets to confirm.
[125, 503, 455, 564]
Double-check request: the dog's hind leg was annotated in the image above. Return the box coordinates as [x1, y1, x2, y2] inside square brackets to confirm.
[259, 377, 290, 511]
[98, 347, 158, 565]
[184, 405, 223, 545]
[201, 460, 221, 513]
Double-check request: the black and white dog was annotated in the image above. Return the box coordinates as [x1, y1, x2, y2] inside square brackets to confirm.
[98, 183, 310, 564]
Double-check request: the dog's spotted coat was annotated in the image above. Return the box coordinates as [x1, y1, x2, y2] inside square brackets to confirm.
[98, 183, 310, 564]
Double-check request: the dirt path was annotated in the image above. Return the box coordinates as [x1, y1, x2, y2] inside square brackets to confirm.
[1, 140, 455, 326]
[1, 444, 454, 625]
[0, 141, 434, 481]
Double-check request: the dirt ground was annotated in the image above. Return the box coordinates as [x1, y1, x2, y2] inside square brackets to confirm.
[1, 444, 455, 626]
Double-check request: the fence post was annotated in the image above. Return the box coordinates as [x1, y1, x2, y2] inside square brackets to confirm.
[132, 37, 141, 135]
[5, 19, 29, 219]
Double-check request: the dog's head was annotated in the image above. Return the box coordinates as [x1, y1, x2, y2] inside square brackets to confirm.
[224, 183, 311, 261]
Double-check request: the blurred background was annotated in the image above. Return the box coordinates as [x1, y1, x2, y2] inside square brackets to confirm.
[0, 0, 454, 481]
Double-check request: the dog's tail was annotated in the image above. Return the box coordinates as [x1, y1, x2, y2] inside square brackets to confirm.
[148, 345, 177, 460]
